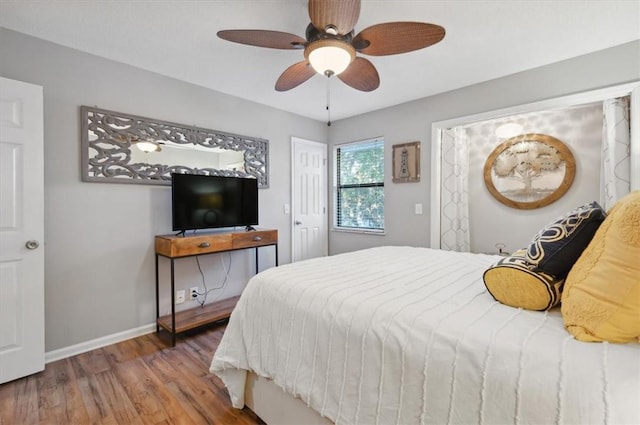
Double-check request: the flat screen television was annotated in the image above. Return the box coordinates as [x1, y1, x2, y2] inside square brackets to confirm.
[171, 173, 258, 232]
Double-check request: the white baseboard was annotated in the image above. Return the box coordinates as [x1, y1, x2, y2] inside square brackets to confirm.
[45, 323, 157, 364]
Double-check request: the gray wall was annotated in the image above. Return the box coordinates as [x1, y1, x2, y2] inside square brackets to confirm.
[0, 28, 327, 352]
[2, 26, 638, 353]
[328, 40, 640, 255]
[466, 104, 603, 254]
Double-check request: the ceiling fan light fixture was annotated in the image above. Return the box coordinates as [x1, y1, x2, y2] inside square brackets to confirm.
[305, 39, 355, 76]
[495, 122, 524, 139]
[135, 140, 162, 153]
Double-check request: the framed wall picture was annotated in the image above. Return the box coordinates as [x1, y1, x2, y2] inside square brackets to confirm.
[483, 133, 576, 209]
[392, 141, 420, 183]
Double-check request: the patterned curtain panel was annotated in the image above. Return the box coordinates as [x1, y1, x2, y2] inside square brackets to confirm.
[440, 127, 471, 251]
[601, 96, 631, 210]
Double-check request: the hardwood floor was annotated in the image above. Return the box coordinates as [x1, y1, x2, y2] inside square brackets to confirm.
[0, 322, 264, 425]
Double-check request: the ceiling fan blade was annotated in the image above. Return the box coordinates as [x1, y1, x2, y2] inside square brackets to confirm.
[308, 0, 361, 35]
[337, 57, 379, 92]
[217, 30, 306, 49]
[275, 61, 317, 91]
[353, 22, 445, 56]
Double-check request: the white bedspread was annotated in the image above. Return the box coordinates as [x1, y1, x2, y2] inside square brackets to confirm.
[210, 246, 640, 425]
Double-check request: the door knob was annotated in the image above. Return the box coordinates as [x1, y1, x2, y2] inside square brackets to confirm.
[294, 221, 302, 225]
[25, 240, 40, 250]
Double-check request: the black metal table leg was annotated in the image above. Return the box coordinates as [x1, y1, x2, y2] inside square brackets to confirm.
[155, 254, 160, 332]
[170, 258, 176, 347]
[255, 247, 259, 274]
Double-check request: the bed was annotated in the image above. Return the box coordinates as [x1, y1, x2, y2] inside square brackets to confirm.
[210, 246, 640, 425]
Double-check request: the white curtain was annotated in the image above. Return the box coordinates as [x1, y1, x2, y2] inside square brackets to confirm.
[440, 127, 470, 251]
[601, 96, 631, 210]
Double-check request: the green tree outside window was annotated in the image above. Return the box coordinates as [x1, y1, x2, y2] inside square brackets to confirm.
[335, 139, 384, 230]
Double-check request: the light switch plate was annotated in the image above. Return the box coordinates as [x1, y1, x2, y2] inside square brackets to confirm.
[415, 203, 423, 215]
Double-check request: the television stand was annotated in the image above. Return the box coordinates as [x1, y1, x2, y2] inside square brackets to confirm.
[154, 228, 278, 346]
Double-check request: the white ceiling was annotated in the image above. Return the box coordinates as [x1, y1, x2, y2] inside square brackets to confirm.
[1, 1, 638, 122]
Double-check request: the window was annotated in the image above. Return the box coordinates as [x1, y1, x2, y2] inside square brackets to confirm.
[334, 138, 384, 232]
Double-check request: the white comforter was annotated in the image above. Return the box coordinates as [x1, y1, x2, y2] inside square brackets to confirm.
[210, 246, 640, 425]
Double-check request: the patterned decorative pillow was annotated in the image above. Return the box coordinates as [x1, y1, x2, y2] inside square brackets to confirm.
[525, 201, 606, 278]
[483, 249, 564, 311]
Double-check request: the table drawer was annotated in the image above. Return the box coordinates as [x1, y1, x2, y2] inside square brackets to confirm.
[155, 233, 233, 257]
[232, 230, 278, 249]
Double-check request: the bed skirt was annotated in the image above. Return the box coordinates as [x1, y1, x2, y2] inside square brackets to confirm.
[245, 372, 333, 425]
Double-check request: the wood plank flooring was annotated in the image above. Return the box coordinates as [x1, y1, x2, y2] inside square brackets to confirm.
[0, 322, 264, 425]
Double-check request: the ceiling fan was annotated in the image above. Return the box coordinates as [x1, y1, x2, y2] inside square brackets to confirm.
[217, 0, 445, 92]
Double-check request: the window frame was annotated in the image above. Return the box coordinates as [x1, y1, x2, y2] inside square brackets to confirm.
[333, 138, 385, 234]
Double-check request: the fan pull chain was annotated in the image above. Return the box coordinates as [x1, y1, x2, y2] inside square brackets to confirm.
[326, 71, 332, 127]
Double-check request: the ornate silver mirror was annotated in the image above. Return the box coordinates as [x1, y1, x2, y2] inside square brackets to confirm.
[81, 106, 269, 187]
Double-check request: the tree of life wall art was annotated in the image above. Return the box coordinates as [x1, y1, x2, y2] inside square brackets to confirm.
[483, 133, 576, 209]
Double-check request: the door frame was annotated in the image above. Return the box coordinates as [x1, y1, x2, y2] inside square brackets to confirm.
[430, 81, 640, 249]
[291, 137, 329, 262]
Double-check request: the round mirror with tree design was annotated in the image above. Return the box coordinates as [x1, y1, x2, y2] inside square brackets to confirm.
[483, 133, 575, 209]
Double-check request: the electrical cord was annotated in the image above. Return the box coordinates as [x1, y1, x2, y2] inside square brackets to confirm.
[194, 252, 232, 307]
[184, 228, 239, 306]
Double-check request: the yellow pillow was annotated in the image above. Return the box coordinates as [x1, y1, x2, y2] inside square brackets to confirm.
[483, 249, 564, 311]
[561, 190, 640, 343]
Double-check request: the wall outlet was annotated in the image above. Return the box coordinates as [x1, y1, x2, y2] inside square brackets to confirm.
[176, 290, 186, 304]
[190, 286, 199, 299]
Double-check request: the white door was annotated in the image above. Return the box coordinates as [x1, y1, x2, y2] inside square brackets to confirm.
[292, 138, 327, 262]
[0, 77, 45, 383]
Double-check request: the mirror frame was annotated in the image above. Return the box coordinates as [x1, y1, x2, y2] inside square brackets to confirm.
[80, 106, 269, 187]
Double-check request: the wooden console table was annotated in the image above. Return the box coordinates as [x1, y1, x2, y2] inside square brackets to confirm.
[155, 228, 278, 346]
